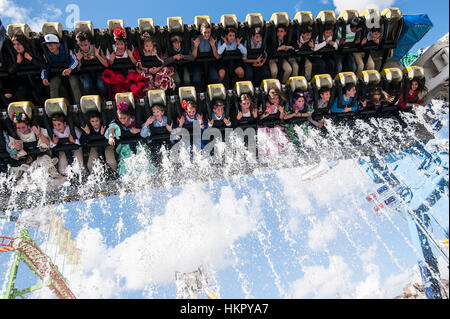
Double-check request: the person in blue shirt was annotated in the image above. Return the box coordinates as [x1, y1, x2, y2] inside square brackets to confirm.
[242, 27, 270, 87]
[41, 34, 82, 104]
[191, 22, 220, 90]
[217, 27, 247, 86]
[330, 83, 358, 113]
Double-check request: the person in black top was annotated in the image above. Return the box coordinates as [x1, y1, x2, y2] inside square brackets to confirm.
[267, 25, 298, 83]
[7, 33, 47, 106]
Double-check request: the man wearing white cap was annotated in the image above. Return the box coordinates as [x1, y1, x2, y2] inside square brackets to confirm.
[41, 33, 82, 104]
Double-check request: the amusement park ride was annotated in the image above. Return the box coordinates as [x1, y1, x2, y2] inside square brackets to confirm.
[0, 5, 448, 299]
[0, 228, 76, 299]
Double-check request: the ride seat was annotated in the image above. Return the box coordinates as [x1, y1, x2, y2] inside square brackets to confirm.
[74, 21, 94, 38]
[138, 18, 156, 35]
[179, 86, 197, 104]
[206, 83, 230, 125]
[235, 81, 255, 98]
[311, 73, 333, 115]
[8, 101, 34, 122]
[42, 22, 63, 38]
[115, 92, 136, 110]
[167, 17, 184, 35]
[7, 24, 32, 39]
[73, 21, 105, 71]
[78, 95, 109, 146]
[260, 78, 283, 123]
[402, 66, 425, 82]
[243, 13, 267, 60]
[315, 11, 337, 54]
[359, 9, 382, 53]
[80, 95, 102, 115]
[333, 71, 359, 116]
[358, 70, 382, 114]
[337, 9, 361, 53]
[148, 89, 167, 110]
[286, 76, 310, 122]
[220, 14, 239, 30]
[293, 11, 315, 56]
[6, 101, 35, 139]
[381, 8, 402, 46]
[261, 78, 282, 94]
[245, 13, 264, 29]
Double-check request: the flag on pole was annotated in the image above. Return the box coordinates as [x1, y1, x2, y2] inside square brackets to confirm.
[67, 239, 77, 264]
[49, 213, 63, 244]
[58, 228, 71, 255]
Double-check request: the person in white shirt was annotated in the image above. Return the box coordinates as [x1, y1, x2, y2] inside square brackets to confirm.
[217, 27, 247, 85]
[313, 25, 340, 77]
[49, 114, 85, 175]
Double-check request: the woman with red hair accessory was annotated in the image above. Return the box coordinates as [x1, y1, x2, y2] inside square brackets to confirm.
[104, 101, 156, 177]
[134, 33, 175, 94]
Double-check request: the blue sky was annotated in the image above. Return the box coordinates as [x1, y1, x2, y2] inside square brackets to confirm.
[1, 0, 448, 53]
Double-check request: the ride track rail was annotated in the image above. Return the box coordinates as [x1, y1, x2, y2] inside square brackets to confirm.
[0, 235, 76, 299]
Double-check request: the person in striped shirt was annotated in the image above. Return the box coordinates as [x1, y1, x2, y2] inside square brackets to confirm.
[41, 34, 82, 104]
[335, 17, 363, 74]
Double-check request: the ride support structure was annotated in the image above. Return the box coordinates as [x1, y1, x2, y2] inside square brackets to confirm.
[0, 228, 76, 299]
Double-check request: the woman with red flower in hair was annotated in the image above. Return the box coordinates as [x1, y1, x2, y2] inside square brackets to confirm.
[104, 101, 156, 176]
[177, 99, 204, 130]
[134, 33, 175, 93]
[102, 28, 147, 99]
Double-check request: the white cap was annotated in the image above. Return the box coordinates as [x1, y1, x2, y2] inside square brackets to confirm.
[42, 33, 60, 44]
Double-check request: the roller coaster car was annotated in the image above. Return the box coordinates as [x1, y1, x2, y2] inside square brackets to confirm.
[111, 92, 145, 144]
[163, 17, 192, 61]
[314, 10, 338, 54]
[104, 19, 135, 71]
[145, 89, 174, 141]
[242, 13, 267, 60]
[260, 78, 286, 127]
[76, 95, 109, 148]
[41, 22, 73, 75]
[5, 24, 44, 76]
[134, 18, 164, 68]
[336, 9, 363, 54]
[401, 66, 426, 109]
[359, 9, 383, 51]
[189, 15, 218, 62]
[358, 69, 383, 115]
[233, 81, 259, 127]
[172, 86, 206, 131]
[285, 76, 311, 123]
[44, 97, 81, 157]
[216, 14, 244, 61]
[71, 21, 105, 71]
[332, 71, 360, 117]
[267, 12, 294, 59]
[380, 67, 404, 112]
[205, 83, 232, 129]
[4, 101, 51, 157]
[292, 11, 316, 56]
[311, 73, 334, 119]
[380, 8, 403, 70]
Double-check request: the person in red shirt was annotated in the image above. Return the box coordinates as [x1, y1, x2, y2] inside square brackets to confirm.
[397, 79, 424, 110]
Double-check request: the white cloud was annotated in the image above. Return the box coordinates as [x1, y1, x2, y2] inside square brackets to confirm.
[332, 0, 396, 14]
[289, 255, 353, 298]
[276, 160, 372, 247]
[54, 183, 260, 298]
[0, 0, 63, 32]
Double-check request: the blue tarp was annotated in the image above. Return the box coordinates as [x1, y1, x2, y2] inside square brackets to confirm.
[392, 14, 433, 61]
